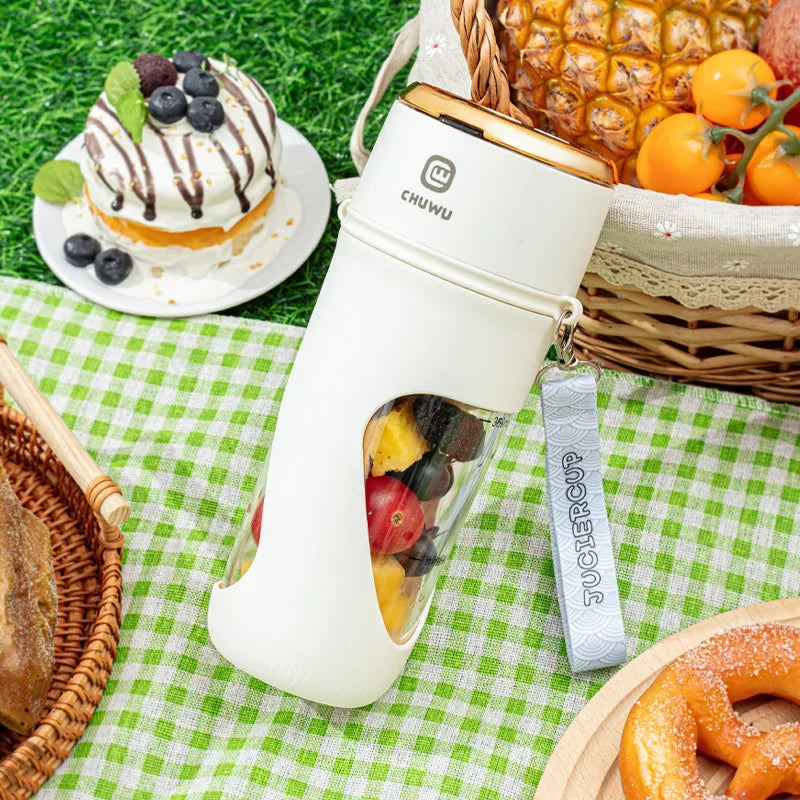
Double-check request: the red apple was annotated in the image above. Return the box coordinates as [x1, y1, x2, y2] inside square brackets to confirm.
[760, 0, 800, 124]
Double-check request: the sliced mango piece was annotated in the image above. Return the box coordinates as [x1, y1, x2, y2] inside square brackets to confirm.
[371, 554, 412, 636]
[370, 399, 430, 477]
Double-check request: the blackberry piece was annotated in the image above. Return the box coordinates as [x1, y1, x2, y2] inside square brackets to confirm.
[413, 396, 486, 462]
[413, 395, 459, 446]
[439, 411, 485, 462]
[133, 53, 178, 97]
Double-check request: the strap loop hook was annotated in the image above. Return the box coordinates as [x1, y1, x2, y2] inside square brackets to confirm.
[535, 308, 602, 389]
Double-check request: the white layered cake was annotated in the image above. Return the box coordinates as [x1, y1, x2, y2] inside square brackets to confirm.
[63, 51, 301, 303]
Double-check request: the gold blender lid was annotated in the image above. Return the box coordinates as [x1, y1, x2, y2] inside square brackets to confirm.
[399, 83, 618, 188]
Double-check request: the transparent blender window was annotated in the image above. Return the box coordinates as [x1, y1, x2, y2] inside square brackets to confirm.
[364, 395, 505, 643]
[222, 466, 267, 588]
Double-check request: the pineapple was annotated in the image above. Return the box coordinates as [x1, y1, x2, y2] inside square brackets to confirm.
[495, 0, 777, 180]
[371, 554, 413, 635]
[368, 398, 431, 477]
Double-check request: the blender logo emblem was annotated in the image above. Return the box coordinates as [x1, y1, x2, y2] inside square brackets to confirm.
[421, 155, 456, 192]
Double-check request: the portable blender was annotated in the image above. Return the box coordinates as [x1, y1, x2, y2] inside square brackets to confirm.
[208, 84, 617, 707]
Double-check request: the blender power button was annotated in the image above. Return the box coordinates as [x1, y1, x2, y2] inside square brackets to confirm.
[439, 115, 484, 139]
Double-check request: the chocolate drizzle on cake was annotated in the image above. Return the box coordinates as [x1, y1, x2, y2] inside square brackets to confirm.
[248, 74, 277, 132]
[210, 118, 255, 214]
[185, 138, 204, 219]
[216, 71, 276, 187]
[134, 142, 157, 221]
[85, 131, 125, 210]
[90, 98, 156, 220]
[153, 128, 205, 219]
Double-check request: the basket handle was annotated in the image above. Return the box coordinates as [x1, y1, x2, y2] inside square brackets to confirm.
[0, 338, 130, 539]
[450, 0, 529, 121]
[347, 0, 529, 177]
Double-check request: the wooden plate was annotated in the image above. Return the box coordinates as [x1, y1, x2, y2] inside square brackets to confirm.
[535, 597, 800, 799]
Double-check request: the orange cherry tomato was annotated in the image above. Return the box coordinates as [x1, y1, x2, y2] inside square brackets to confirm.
[691, 50, 777, 129]
[742, 188, 765, 206]
[636, 113, 726, 195]
[746, 126, 800, 205]
[692, 192, 726, 201]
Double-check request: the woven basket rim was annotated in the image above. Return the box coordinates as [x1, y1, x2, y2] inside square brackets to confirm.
[0, 401, 123, 800]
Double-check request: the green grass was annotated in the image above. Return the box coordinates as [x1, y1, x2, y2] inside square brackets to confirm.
[0, 0, 416, 324]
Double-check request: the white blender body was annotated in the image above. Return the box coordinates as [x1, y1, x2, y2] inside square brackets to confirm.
[208, 84, 616, 708]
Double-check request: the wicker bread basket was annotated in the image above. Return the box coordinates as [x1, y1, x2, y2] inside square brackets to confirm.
[0, 338, 128, 799]
[448, 0, 800, 404]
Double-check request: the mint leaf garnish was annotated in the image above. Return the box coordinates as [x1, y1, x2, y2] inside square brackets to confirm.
[222, 52, 238, 76]
[103, 61, 148, 142]
[104, 61, 140, 106]
[116, 90, 148, 144]
[32, 160, 84, 204]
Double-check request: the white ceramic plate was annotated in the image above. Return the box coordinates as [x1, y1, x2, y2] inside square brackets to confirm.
[33, 119, 331, 318]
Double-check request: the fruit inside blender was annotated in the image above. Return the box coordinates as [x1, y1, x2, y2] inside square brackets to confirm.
[222, 471, 266, 587]
[221, 394, 506, 641]
[364, 395, 505, 643]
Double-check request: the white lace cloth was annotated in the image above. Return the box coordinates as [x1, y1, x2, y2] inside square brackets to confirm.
[590, 251, 800, 312]
[340, 0, 800, 311]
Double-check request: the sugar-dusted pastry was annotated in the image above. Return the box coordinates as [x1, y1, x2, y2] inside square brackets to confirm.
[620, 623, 800, 800]
[0, 463, 57, 734]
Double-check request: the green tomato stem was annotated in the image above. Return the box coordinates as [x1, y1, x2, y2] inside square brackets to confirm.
[711, 85, 800, 203]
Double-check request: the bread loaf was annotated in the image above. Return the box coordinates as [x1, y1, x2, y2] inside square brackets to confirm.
[0, 463, 56, 734]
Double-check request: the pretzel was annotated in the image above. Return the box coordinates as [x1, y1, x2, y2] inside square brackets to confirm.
[620, 624, 800, 800]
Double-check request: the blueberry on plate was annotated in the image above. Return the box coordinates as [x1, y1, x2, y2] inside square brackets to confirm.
[186, 97, 225, 132]
[63, 234, 101, 267]
[149, 86, 188, 124]
[173, 50, 208, 73]
[94, 249, 133, 285]
[183, 68, 219, 98]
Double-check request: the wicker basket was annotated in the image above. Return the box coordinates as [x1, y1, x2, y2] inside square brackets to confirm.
[0, 338, 128, 799]
[450, 0, 800, 403]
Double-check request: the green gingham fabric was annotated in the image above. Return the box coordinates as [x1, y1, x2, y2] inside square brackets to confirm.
[2, 275, 798, 800]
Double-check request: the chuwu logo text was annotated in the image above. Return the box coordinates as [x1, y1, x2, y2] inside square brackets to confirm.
[400, 190, 453, 221]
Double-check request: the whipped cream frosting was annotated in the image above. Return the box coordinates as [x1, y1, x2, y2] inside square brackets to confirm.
[80, 58, 282, 233]
[62, 180, 303, 305]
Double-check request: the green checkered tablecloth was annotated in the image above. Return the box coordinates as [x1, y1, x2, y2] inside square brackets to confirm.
[4, 275, 799, 799]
